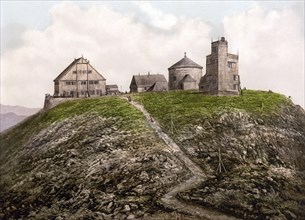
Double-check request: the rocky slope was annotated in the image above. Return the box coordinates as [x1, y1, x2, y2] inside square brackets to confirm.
[1, 91, 305, 219]
[177, 105, 305, 219]
[135, 90, 305, 219]
[0, 98, 190, 219]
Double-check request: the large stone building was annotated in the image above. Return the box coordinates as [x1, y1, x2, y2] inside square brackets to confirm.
[53, 57, 106, 97]
[129, 73, 168, 93]
[200, 37, 240, 95]
[168, 53, 203, 90]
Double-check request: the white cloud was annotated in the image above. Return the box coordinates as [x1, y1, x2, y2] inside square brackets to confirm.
[132, 1, 178, 30]
[1, 2, 211, 107]
[224, 4, 304, 107]
[1, 2, 303, 108]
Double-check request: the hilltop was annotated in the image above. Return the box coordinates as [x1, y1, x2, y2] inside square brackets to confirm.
[0, 90, 305, 219]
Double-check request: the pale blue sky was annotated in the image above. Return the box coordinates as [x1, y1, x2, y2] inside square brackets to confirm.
[1, 1, 300, 30]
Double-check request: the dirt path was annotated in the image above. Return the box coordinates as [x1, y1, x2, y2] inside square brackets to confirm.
[125, 98, 238, 220]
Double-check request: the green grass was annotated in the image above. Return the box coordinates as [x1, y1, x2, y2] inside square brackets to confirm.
[133, 90, 291, 132]
[0, 97, 146, 157]
[0, 90, 291, 158]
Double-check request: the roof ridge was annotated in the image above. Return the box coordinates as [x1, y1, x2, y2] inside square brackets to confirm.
[168, 56, 203, 70]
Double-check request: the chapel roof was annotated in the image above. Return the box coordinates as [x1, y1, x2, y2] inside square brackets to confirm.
[168, 53, 203, 70]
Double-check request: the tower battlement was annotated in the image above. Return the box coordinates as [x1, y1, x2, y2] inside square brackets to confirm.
[200, 37, 240, 95]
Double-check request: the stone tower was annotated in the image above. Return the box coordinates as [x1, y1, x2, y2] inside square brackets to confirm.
[200, 37, 240, 95]
[168, 53, 203, 90]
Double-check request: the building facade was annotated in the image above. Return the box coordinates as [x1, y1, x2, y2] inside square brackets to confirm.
[200, 37, 240, 95]
[106, 85, 119, 95]
[168, 53, 203, 90]
[53, 57, 106, 97]
[129, 73, 168, 93]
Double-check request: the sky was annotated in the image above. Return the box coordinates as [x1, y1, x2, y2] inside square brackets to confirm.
[0, 1, 304, 108]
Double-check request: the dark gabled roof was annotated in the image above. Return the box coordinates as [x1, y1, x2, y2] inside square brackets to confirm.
[169, 55, 203, 70]
[132, 74, 167, 87]
[146, 81, 168, 92]
[54, 57, 106, 81]
[181, 74, 196, 83]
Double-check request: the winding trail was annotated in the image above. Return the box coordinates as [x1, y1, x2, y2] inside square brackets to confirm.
[125, 98, 238, 220]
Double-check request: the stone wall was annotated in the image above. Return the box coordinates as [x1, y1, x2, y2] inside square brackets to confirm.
[43, 95, 78, 110]
[169, 68, 202, 90]
[182, 81, 197, 90]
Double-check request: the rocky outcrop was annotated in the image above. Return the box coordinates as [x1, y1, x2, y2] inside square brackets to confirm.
[176, 105, 305, 219]
[0, 114, 189, 219]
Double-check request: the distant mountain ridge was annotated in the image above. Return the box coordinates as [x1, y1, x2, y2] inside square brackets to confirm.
[0, 104, 40, 132]
[0, 104, 40, 116]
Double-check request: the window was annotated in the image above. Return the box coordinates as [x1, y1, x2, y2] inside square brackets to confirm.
[173, 76, 177, 81]
[89, 81, 98, 85]
[90, 90, 95, 95]
[89, 80, 99, 84]
[212, 46, 217, 53]
[233, 75, 239, 81]
[81, 81, 87, 85]
[73, 71, 77, 74]
[233, 85, 238, 90]
[66, 81, 76, 85]
[55, 82, 59, 85]
[88, 70, 92, 74]
[228, 62, 236, 68]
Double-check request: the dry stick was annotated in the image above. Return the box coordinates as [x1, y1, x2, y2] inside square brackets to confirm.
[217, 147, 227, 173]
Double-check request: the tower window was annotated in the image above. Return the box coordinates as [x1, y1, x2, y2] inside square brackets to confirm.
[228, 62, 236, 68]
[233, 75, 239, 81]
[212, 46, 217, 53]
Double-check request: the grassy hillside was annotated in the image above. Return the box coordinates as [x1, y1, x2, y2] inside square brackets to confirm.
[0, 96, 189, 219]
[133, 90, 305, 219]
[0, 97, 146, 160]
[133, 90, 292, 133]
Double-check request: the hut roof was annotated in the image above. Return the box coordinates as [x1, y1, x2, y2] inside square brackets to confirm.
[132, 74, 167, 87]
[54, 57, 105, 81]
[106, 85, 118, 89]
[169, 54, 203, 70]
